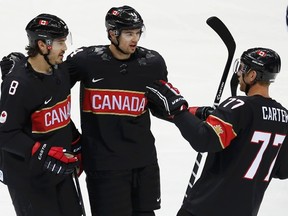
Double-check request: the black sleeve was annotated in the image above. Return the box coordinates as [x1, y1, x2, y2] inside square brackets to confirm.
[173, 111, 223, 152]
[173, 97, 250, 153]
[158, 53, 168, 82]
[141, 48, 168, 82]
[65, 47, 87, 87]
[0, 77, 35, 159]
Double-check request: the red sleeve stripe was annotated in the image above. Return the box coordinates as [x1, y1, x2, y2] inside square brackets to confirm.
[206, 115, 237, 149]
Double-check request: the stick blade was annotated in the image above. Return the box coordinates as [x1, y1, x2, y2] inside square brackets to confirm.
[206, 16, 236, 54]
[207, 17, 238, 97]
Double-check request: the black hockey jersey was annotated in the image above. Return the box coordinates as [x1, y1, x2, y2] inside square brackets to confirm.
[66, 45, 168, 170]
[174, 95, 288, 216]
[0, 59, 74, 186]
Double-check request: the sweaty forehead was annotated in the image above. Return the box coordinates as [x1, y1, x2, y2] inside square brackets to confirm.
[54, 36, 67, 40]
[121, 28, 142, 33]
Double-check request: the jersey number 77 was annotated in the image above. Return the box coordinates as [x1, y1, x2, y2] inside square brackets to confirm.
[244, 131, 285, 181]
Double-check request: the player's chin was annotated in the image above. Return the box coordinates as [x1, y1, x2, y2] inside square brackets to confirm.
[56, 57, 64, 64]
[239, 83, 245, 92]
[129, 45, 137, 53]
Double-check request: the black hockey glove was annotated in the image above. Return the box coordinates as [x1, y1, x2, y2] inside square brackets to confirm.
[145, 80, 188, 118]
[30, 142, 79, 176]
[71, 135, 83, 176]
[0, 52, 25, 79]
[147, 102, 174, 122]
[188, 106, 214, 120]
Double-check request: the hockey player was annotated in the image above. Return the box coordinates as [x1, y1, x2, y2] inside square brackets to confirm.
[0, 6, 168, 216]
[65, 5, 168, 216]
[145, 47, 288, 216]
[0, 14, 82, 216]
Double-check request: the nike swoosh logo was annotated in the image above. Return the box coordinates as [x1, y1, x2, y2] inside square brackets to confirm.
[44, 97, 53, 105]
[157, 197, 161, 202]
[92, 78, 104, 83]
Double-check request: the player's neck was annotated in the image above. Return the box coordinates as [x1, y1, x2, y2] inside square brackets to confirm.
[109, 44, 131, 60]
[247, 84, 270, 98]
[28, 55, 52, 75]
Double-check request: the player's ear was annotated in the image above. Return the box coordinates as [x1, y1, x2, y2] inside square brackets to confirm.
[108, 30, 116, 39]
[37, 40, 48, 54]
[248, 70, 257, 83]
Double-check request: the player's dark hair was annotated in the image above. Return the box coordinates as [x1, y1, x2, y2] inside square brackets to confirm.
[25, 44, 41, 57]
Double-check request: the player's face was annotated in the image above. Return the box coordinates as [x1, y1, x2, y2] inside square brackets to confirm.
[233, 59, 252, 92]
[238, 69, 257, 92]
[238, 72, 246, 92]
[233, 59, 251, 76]
[118, 29, 142, 54]
[48, 37, 68, 65]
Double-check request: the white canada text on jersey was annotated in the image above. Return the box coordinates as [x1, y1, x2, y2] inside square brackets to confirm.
[83, 88, 147, 116]
[31, 95, 71, 133]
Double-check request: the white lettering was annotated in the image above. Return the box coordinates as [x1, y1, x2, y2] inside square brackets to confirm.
[92, 95, 102, 109]
[262, 106, 288, 123]
[122, 97, 130, 111]
[131, 97, 139, 111]
[45, 102, 71, 126]
[112, 95, 121, 110]
[102, 95, 112, 110]
[139, 99, 146, 111]
[38, 143, 47, 160]
[90, 94, 146, 113]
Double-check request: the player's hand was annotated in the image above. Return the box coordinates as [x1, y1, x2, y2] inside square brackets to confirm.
[145, 80, 188, 118]
[30, 142, 79, 176]
[188, 106, 214, 120]
[0, 52, 25, 79]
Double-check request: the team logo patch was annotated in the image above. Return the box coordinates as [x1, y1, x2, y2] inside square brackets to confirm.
[112, 10, 119, 16]
[206, 115, 237, 149]
[0, 111, 7, 123]
[213, 124, 224, 135]
[256, 50, 267, 57]
[39, 19, 48, 25]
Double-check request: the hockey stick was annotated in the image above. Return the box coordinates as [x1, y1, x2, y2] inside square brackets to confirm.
[74, 170, 86, 216]
[230, 72, 238, 96]
[183, 16, 236, 201]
